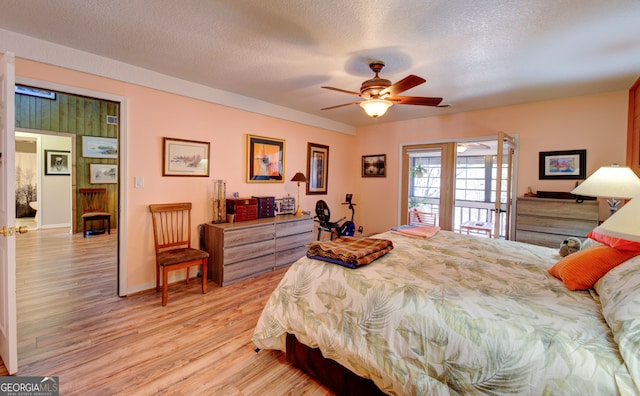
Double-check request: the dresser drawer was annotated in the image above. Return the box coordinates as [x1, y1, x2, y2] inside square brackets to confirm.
[515, 230, 570, 248]
[223, 238, 275, 264]
[224, 224, 274, 247]
[223, 254, 275, 285]
[276, 218, 313, 237]
[517, 198, 598, 220]
[276, 232, 313, 252]
[516, 215, 596, 237]
[275, 245, 308, 268]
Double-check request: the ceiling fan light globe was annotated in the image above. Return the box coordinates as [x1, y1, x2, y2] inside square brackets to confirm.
[360, 99, 392, 118]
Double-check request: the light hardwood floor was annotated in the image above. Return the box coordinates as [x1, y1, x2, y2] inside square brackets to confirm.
[0, 228, 332, 395]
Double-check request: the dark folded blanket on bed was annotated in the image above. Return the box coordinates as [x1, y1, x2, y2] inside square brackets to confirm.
[306, 237, 394, 267]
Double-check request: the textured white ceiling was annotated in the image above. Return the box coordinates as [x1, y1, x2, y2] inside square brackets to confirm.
[1, 0, 639, 128]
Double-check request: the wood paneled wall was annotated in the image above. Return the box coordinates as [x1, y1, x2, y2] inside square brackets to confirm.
[628, 77, 640, 177]
[15, 89, 119, 231]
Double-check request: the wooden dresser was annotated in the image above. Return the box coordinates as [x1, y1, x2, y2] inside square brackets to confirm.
[515, 197, 599, 248]
[202, 215, 313, 286]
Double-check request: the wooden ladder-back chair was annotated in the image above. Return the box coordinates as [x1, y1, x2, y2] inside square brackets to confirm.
[408, 208, 437, 227]
[149, 202, 209, 306]
[79, 188, 111, 238]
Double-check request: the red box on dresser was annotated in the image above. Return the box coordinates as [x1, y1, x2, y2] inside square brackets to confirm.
[226, 198, 258, 222]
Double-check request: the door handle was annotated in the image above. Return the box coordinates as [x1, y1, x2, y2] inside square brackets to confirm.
[0, 226, 28, 237]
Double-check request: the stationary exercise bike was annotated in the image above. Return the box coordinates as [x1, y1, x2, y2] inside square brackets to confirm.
[314, 194, 363, 240]
[339, 194, 364, 237]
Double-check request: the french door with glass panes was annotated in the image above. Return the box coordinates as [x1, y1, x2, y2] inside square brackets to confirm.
[401, 133, 515, 238]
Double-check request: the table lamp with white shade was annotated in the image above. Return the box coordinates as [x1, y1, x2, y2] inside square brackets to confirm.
[571, 164, 640, 216]
[589, 194, 640, 243]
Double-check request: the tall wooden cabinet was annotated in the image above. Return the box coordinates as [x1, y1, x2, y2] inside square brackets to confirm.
[515, 197, 599, 248]
[202, 215, 313, 286]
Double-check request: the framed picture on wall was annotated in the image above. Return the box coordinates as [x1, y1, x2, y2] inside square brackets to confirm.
[362, 154, 386, 177]
[306, 142, 329, 195]
[90, 164, 118, 184]
[163, 137, 210, 177]
[538, 149, 586, 180]
[82, 136, 118, 159]
[44, 150, 71, 175]
[246, 135, 285, 182]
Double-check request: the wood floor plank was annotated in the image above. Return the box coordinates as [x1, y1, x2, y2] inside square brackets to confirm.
[0, 227, 333, 395]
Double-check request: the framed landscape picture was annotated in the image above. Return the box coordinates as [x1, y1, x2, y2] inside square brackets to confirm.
[82, 136, 118, 159]
[163, 137, 210, 177]
[362, 154, 386, 177]
[90, 164, 118, 184]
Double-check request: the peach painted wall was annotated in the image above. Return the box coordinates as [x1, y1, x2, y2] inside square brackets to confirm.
[15, 58, 355, 293]
[14, 58, 630, 293]
[353, 91, 629, 235]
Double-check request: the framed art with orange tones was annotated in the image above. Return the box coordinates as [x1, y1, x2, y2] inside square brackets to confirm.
[247, 135, 285, 183]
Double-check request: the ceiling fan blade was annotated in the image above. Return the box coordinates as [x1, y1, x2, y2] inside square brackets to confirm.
[389, 96, 443, 106]
[321, 102, 361, 110]
[380, 75, 426, 96]
[321, 86, 362, 96]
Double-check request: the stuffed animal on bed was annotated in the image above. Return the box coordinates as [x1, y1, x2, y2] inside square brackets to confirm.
[559, 237, 582, 257]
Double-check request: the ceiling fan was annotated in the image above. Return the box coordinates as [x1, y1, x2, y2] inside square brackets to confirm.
[321, 61, 444, 118]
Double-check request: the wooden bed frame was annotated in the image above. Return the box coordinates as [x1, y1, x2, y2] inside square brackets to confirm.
[285, 333, 385, 395]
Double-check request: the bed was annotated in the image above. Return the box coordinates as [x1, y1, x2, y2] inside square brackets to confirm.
[252, 230, 640, 395]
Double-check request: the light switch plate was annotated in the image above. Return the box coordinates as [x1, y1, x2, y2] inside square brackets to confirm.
[134, 176, 144, 188]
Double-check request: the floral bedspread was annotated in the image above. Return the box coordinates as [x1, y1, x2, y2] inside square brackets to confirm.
[252, 230, 638, 395]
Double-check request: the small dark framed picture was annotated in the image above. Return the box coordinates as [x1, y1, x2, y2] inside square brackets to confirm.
[362, 154, 386, 177]
[538, 149, 586, 180]
[44, 150, 71, 175]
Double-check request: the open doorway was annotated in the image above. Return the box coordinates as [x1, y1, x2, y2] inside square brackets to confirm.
[15, 134, 38, 230]
[15, 131, 74, 231]
[14, 78, 128, 298]
[15, 77, 128, 296]
[402, 134, 517, 239]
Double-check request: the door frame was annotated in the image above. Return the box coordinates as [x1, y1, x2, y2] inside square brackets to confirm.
[400, 142, 456, 231]
[14, 132, 42, 230]
[400, 134, 519, 237]
[493, 132, 517, 239]
[1, 51, 18, 374]
[17, 77, 129, 296]
[16, 130, 75, 231]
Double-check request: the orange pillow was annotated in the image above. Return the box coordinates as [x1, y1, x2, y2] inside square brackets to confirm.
[587, 230, 640, 252]
[548, 246, 640, 290]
